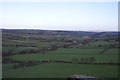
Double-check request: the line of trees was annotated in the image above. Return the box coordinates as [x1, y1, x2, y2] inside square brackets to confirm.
[72, 57, 96, 64]
[12, 60, 39, 69]
[2, 44, 60, 56]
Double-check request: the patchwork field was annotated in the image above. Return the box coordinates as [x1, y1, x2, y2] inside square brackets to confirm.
[2, 29, 119, 79]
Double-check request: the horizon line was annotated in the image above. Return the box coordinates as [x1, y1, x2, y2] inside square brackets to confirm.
[1, 28, 119, 32]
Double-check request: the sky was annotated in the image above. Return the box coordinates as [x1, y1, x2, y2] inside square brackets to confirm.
[0, 2, 118, 31]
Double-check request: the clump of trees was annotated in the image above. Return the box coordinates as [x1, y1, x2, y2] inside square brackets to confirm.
[50, 44, 59, 50]
[12, 60, 39, 69]
[81, 39, 93, 45]
[2, 48, 15, 56]
[2, 51, 12, 56]
[3, 44, 61, 56]
[2, 57, 12, 63]
[2, 57, 21, 63]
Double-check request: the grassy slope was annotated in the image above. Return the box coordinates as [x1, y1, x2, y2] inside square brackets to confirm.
[103, 49, 119, 55]
[3, 63, 118, 78]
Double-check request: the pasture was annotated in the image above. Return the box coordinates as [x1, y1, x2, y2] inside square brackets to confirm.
[2, 29, 119, 78]
[9, 48, 118, 63]
[3, 63, 118, 78]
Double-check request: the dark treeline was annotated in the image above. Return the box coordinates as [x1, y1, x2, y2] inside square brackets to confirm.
[2, 29, 119, 36]
[3, 57, 120, 70]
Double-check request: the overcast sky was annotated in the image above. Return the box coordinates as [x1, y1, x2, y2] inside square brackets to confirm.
[0, 2, 118, 31]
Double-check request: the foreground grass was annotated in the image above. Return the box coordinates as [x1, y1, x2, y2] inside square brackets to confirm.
[0, 63, 2, 79]
[3, 63, 118, 78]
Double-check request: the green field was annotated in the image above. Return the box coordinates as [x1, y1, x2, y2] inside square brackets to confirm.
[47, 48, 104, 54]
[81, 41, 118, 48]
[9, 48, 118, 63]
[3, 63, 118, 78]
[103, 49, 119, 55]
[2, 29, 119, 78]
[2, 63, 14, 71]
